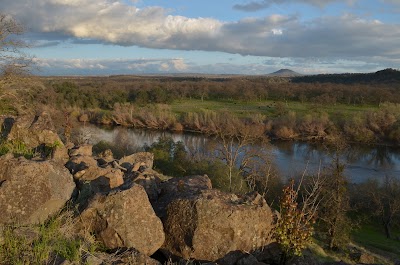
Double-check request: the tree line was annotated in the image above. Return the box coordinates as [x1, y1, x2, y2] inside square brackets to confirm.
[37, 72, 400, 109]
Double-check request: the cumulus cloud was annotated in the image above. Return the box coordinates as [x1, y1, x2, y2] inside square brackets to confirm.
[1, 0, 400, 64]
[32, 58, 188, 75]
[233, 0, 352, 11]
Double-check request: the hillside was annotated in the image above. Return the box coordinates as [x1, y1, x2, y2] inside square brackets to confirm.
[292, 68, 400, 84]
[267, 69, 303, 77]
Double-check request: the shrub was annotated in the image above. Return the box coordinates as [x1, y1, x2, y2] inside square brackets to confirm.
[274, 178, 321, 263]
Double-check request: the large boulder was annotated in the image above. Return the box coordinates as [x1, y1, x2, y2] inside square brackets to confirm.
[78, 184, 165, 256]
[153, 175, 212, 218]
[121, 168, 171, 202]
[0, 157, 75, 225]
[162, 188, 274, 261]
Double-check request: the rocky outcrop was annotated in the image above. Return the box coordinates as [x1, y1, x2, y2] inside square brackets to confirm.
[65, 146, 124, 196]
[68, 144, 93, 157]
[5, 112, 62, 149]
[158, 176, 274, 261]
[1, 113, 69, 163]
[78, 184, 165, 256]
[0, 156, 75, 225]
[119, 152, 154, 172]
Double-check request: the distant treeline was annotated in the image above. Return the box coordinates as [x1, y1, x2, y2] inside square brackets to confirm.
[38, 69, 400, 109]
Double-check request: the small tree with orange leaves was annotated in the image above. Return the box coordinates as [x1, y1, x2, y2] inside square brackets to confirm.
[274, 174, 322, 264]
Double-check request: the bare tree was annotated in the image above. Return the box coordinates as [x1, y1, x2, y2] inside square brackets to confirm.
[0, 13, 30, 76]
[212, 112, 268, 192]
[318, 135, 353, 249]
[369, 175, 400, 239]
[0, 13, 37, 114]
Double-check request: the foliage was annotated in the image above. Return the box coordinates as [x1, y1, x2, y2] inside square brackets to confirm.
[0, 139, 34, 158]
[274, 176, 322, 263]
[145, 136, 190, 177]
[144, 136, 250, 193]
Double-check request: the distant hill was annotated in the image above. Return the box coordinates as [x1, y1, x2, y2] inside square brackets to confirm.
[267, 69, 303, 77]
[292, 68, 400, 84]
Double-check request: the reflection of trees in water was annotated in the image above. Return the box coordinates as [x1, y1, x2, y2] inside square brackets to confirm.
[84, 124, 400, 180]
[296, 142, 327, 162]
[345, 145, 400, 169]
[273, 141, 295, 156]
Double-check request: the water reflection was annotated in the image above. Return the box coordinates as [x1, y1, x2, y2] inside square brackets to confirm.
[81, 125, 400, 183]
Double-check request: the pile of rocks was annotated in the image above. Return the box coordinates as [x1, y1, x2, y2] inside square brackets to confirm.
[2, 113, 373, 265]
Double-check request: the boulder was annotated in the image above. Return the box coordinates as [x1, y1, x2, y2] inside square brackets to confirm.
[120, 168, 171, 202]
[1, 113, 68, 163]
[78, 185, 165, 256]
[0, 157, 75, 225]
[162, 188, 274, 261]
[65, 155, 98, 174]
[65, 154, 123, 190]
[119, 152, 154, 171]
[153, 175, 212, 218]
[6, 112, 62, 149]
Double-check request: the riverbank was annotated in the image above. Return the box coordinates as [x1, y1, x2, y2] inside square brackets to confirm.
[76, 124, 400, 184]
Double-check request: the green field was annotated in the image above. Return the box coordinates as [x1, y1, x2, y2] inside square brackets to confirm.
[171, 99, 378, 119]
[352, 225, 400, 260]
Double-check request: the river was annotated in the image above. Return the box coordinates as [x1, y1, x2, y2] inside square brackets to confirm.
[79, 125, 400, 183]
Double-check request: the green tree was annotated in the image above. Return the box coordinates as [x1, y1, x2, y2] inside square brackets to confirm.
[145, 137, 190, 177]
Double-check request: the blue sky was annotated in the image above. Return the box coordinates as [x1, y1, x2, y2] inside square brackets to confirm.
[1, 0, 400, 75]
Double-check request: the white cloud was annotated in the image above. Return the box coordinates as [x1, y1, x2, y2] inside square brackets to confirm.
[1, 0, 400, 66]
[33, 58, 188, 75]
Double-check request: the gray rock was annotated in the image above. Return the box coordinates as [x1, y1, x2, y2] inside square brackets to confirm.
[78, 184, 165, 256]
[153, 175, 212, 218]
[6, 112, 62, 149]
[69, 144, 93, 157]
[162, 187, 274, 261]
[0, 156, 75, 225]
[119, 152, 154, 171]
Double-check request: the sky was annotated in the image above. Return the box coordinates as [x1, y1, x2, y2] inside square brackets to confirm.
[1, 0, 400, 75]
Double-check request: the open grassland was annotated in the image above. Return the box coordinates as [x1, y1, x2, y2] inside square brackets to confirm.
[171, 99, 378, 118]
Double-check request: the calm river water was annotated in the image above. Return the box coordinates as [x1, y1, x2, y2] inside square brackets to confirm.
[80, 125, 400, 183]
